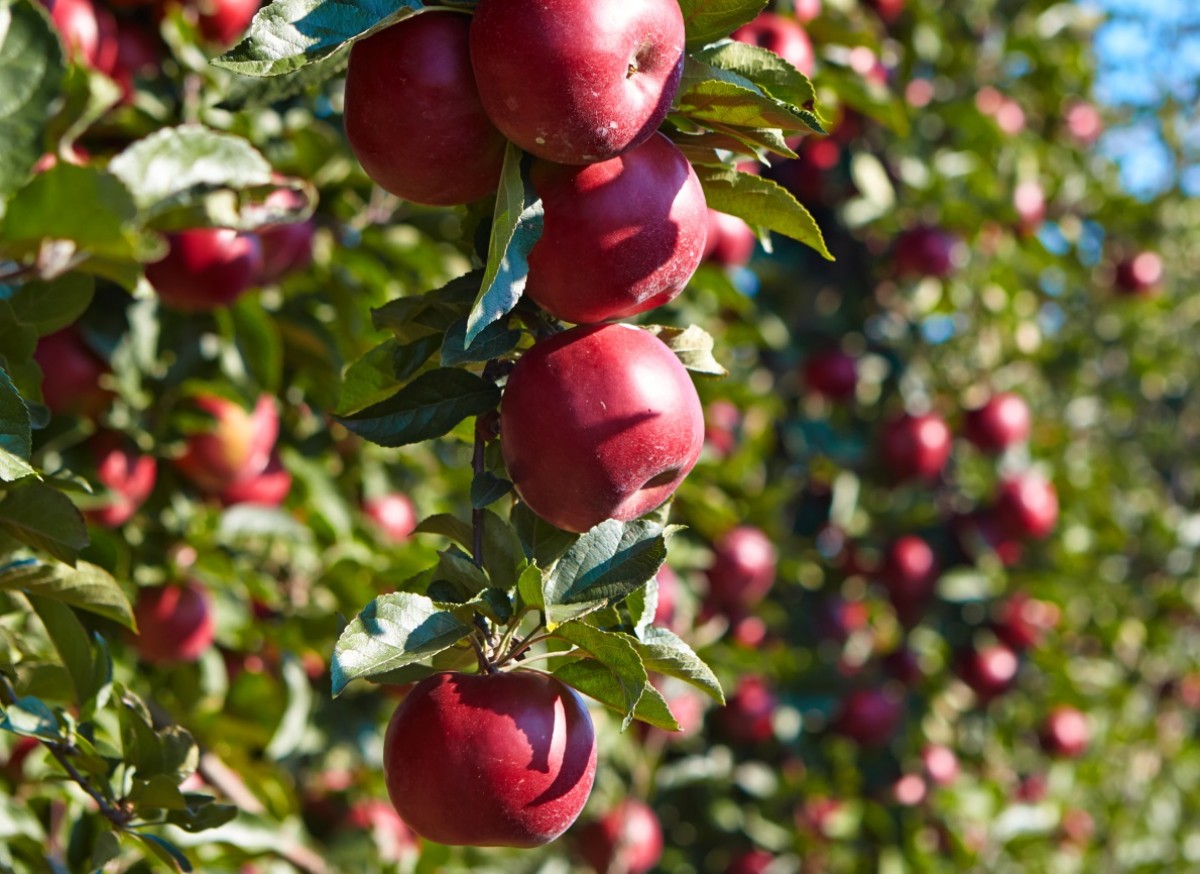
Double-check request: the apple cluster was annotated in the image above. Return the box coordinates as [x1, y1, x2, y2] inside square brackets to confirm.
[342, 0, 714, 535]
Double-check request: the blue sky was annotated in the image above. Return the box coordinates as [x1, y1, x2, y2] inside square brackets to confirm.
[1085, 0, 1200, 198]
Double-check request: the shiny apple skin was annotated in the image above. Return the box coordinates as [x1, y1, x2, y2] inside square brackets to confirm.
[994, 472, 1058, 539]
[470, 0, 686, 164]
[133, 582, 215, 665]
[500, 324, 704, 533]
[146, 228, 263, 312]
[964, 392, 1030, 453]
[344, 12, 507, 206]
[526, 133, 707, 324]
[879, 412, 953, 481]
[383, 671, 597, 848]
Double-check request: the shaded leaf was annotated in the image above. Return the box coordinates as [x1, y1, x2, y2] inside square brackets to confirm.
[631, 626, 724, 703]
[696, 166, 833, 259]
[0, 0, 65, 199]
[553, 659, 679, 731]
[0, 482, 89, 565]
[334, 368, 499, 448]
[677, 0, 766, 50]
[644, 324, 728, 377]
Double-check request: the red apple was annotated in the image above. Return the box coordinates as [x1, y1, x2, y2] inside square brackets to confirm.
[577, 799, 663, 874]
[500, 323, 704, 533]
[878, 535, 938, 621]
[993, 472, 1058, 540]
[344, 12, 507, 206]
[364, 493, 418, 544]
[921, 744, 959, 786]
[804, 349, 859, 401]
[956, 643, 1019, 700]
[525, 133, 706, 324]
[86, 433, 157, 527]
[175, 394, 278, 493]
[869, 0, 905, 24]
[196, 0, 260, 47]
[834, 687, 904, 746]
[256, 219, 315, 284]
[1114, 251, 1164, 297]
[219, 452, 291, 507]
[1041, 705, 1089, 758]
[102, 18, 162, 103]
[706, 526, 777, 614]
[383, 671, 597, 847]
[951, 509, 1023, 567]
[732, 12, 815, 77]
[728, 849, 775, 874]
[993, 591, 1059, 651]
[892, 225, 959, 279]
[964, 392, 1031, 453]
[470, 0, 686, 164]
[878, 412, 952, 481]
[133, 581, 215, 664]
[703, 209, 757, 267]
[716, 674, 777, 744]
[34, 326, 110, 417]
[146, 228, 263, 312]
[41, 0, 117, 69]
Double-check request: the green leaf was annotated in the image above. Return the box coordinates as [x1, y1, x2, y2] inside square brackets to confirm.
[643, 324, 728, 377]
[9, 273, 94, 335]
[90, 831, 121, 871]
[166, 797, 238, 833]
[553, 659, 679, 732]
[27, 595, 95, 707]
[107, 125, 277, 227]
[693, 43, 825, 132]
[132, 833, 193, 873]
[0, 482, 89, 565]
[0, 559, 135, 628]
[631, 626, 724, 704]
[543, 520, 668, 627]
[0, 365, 32, 465]
[331, 592, 474, 695]
[676, 58, 822, 135]
[0, 164, 140, 264]
[0, 0, 65, 200]
[480, 509, 525, 591]
[213, 0, 423, 77]
[696, 167, 833, 259]
[334, 368, 500, 448]
[129, 774, 188, 811]
[677, 0, 767, 50]
[414, 513, 473, 552]
[440, 316, 521, 367]
[466, 142, 543, 345]
[512, 502, 578, 568]
[435, 547, 489, 598]
[516, 563, 544, 611]
[0, 694, 58, 739]
[216, 44, 350, 110]
[371, 271, 480, 342]
[337, 339, 404, 415]
[553, 622, 647, 729]
[471, 472, 512, 509]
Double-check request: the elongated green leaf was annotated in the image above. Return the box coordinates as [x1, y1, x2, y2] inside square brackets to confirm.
[108, 125, 274, 225]
[216, 44, 350, 110]
[0, 0, 65, 199]
[334, 368, 500, 447]
[0, 560, 133, 627]
[543, 520, 668, 626]
[27, 595, 94, 707]
[644, 324, 728, 377]
[9, 273, 94, 335]
[471, 472, 512, 509]
[512, 502, 578, 568]
[133, 833, 193, 873]
[0, 694, 58, 739]
[371, 271, 480, 342]
[436, 547, 489, 598]
[676, 74, 816, 133]
[697, 167, 833, 259]
[466, 142, 543, 345]
[693, 42, 825, 132]
[0, 365, 32, 465]
[264, 655, 314, 761]
[331, 592, 473, 695]
[553, 659, 679, 732]
[440, 316, 521, 367]
[414, 513, 473, 552]
[632, 626, 724, 703]
[480, 509, 525, 591]
[677, 0, 766, 50]
[214, 0, 423, 77]
[0, 482, 88, 565]
[553, 622, 647, 728]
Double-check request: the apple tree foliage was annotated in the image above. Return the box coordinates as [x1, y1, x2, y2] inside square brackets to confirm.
[0, 0, 1195, 870]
